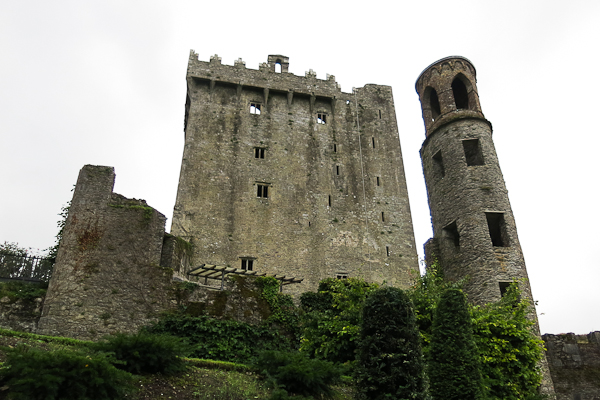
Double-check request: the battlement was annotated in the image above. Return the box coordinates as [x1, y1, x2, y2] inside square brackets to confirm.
[187, 50, 343, 99]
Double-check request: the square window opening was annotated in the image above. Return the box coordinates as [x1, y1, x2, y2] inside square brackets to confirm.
[254, 147, 265, 159]
[443, 221, 460, 247]
[250, 103, 261, 115]
[241, 258, 254, 271]
[432, 150, 445, 178]
[317, 113, 327, 124]
[257, 184, 269, 199]
[486, 212, 509, 247]
[462, 139, 484, 166]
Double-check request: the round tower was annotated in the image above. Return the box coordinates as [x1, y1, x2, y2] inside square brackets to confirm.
[416, 56, 532, 305]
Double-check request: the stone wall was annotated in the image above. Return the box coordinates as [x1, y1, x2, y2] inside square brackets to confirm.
[544, 332, 600, 400]
[171, 52, 419, 296]
[37, 165, 177, 340]
[0, 295, 44, 333]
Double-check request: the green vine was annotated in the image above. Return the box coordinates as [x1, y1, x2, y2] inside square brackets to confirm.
[255, 277, 300, 339]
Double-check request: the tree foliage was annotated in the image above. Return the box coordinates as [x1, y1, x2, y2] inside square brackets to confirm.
[428, 288, 483, 400]
[299, 278, 378, 363]
[472, 283, 545, 400]
[354, 287, 426, 400]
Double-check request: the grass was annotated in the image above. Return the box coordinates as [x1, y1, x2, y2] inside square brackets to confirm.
[0, 330, 354, 400]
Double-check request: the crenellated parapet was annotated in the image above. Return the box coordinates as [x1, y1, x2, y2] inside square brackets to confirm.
[188, 50, 342, 100]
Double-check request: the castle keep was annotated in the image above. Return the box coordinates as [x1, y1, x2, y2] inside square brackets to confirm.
[23, 52, 600, 399]
[171, 52, 419, 294]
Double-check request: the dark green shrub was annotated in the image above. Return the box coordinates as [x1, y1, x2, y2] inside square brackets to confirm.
[0, 345, 134, 400]
[355, 287, 426, 400]
[300, 278, 378, 363]
[428, 288, 483, 400]
[255, 350, 342, 399]
[146, 314, 293, 363]
[90, 331, 188, 375]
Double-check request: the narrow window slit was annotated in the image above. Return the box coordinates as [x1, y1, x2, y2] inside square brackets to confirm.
[386, 246, 390, 257]
[432, 150, 445, 178]
[328, 195, 331, 207]
[372, 137, 375, 148]
[376, 176, 380, 186]
[336, 165, 340, 175]
[381, 212, 385, 222]
[486, 212, 509, 247]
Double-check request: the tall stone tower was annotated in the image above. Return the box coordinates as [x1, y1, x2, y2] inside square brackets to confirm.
[417, 56, 555, 397]
[416, 56, 534, 304]
[171, 52, 419, 294]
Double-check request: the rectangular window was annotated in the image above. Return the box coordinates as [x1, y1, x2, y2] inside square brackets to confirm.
[386, 246, 390, 257]
[372, 137, 375, 148]
[443, 221, 460, 247]
[241, 258, 254, 271]
[376, 176, 380, 186]
[333, 144, 337, 153]
[257, 184, 269, 198]
[336, 273, 348, 279]
[379, 110, 382, 119]
[336, 165, 340, 175]
[462, 139, 484, 166]
[250, 103, 261, 115]
[317, 113, 327, 124]
[381, 212, 385, 222]
[432, 150, 445, 178]
[328, 195, 331, 207]
[254, 147, 265, 159]
[485, 212, 509, 247]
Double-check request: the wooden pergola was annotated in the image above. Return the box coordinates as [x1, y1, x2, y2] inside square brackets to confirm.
[187, 264, 303, 291]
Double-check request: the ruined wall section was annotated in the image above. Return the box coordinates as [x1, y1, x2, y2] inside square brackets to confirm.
[37, 165, 174, 340]
[544, 332, 600, 400]
[172, 52, 418, 295]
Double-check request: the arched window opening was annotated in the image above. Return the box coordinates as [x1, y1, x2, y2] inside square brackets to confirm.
[452, 77, 469, 110]
[427, 87, 441, 121]
[275, 61, 282, 73]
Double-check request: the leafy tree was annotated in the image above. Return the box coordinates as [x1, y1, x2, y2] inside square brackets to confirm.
[299, 278, 378, 363]
[354, 287, 426, 400]
[408, 258, 462, 354]
[428, 288, 483, 400]
[472, 283, 544, 400]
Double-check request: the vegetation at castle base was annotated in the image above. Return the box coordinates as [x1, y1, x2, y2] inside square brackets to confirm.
[255, 276, 301, 340]
[88, 331, 188, 375]
[255, 350, 344, 399]
[0, 345, 135, 400]
[427, 288, 483, 400]
[0, 330, 354, 400]
[472, 283, 545, 400]
[0, 281, 47, 302]
[409, 262, 545, 400]
[145, 313, 294, 364]
[299, 278, 378, 364]
[354, 287, 426, 400]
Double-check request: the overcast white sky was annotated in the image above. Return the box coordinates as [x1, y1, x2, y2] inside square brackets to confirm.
[1, 0, 598, 335]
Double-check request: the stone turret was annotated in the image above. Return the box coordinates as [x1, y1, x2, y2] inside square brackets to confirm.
[416, 56, 555, 397]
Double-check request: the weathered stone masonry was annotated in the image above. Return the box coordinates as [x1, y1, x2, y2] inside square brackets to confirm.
[171, 52, 419, 295]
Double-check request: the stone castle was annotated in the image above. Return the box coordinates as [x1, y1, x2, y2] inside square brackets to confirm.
[23, 52, 599, 399]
